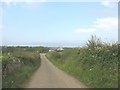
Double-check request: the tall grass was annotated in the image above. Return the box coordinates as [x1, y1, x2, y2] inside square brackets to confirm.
[46, 36, 118, 88]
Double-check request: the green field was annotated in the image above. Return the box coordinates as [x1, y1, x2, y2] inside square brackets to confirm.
[46, 36, 118, 88]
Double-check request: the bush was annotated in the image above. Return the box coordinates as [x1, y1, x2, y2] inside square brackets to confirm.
[86, 35, 103, 49]
[2, 46, 41, 88]
[46, 36, 118, 88]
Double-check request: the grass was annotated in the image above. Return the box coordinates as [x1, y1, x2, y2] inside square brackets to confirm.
[46, 36, 118, 88]
[2, 46, 44, 88]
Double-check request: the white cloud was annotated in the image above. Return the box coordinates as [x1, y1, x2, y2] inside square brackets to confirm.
[101, 0, 118, 7]
[1, 0, 46, 11]
[1, 0, 45, 7]
[75, 17, 118, 33]
[94, 17, 118, 30]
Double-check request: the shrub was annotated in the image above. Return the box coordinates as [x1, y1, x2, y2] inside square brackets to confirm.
[46, 36, 118, 88]
[2, 46, 41, 88]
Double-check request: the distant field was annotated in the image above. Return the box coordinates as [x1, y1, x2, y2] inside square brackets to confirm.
[46, 36, 118, 88]
[2, 46, 49, 88]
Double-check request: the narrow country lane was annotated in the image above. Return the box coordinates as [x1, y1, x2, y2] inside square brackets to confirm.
[26, 53, 87, 88]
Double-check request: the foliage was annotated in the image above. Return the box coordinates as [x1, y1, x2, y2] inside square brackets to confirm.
[46, 36, 118, 88]
[86, 35, 103, 49]
[2, 46, 43, 88]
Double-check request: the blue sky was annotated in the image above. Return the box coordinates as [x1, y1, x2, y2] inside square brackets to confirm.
[0, 0, 118, 47]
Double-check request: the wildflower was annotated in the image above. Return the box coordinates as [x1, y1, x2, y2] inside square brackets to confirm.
[91, 55, 94, 58]
[89, 49, 91, 51]
[109, 67, 111, 70]
[107, 50, 110, 52]
[12, 81, 14, 83]
[89, 69, 92, 71]
[113, 53, 116, 56]
[97, 47, 102, 50]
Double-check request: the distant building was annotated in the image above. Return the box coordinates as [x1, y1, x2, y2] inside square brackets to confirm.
[49, 47, 64, 52]
[56, 47, 64, 52]
[49, 49, 55, 52]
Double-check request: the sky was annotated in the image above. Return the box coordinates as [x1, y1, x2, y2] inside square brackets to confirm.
[0, 0, 118, 47]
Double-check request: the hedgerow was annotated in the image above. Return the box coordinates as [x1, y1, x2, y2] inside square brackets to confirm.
[46, 36, 118, 88]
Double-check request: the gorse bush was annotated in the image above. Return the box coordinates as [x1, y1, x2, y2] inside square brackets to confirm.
[46, 36, 118, 88]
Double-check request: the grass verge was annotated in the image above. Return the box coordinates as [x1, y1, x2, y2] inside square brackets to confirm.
[46, 36, 118, 88]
